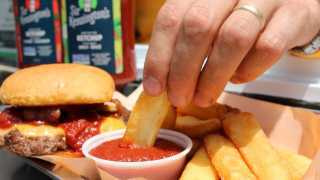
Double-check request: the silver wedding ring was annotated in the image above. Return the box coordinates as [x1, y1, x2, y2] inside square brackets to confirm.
[234, 4, 265, 28]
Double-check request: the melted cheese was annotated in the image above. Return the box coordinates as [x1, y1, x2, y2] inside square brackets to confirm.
[14, 124, 65, 137]
[0, 127, 13, 135]
[99, 117, 126, 133]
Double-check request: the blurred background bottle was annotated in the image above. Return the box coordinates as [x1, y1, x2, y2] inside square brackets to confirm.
[135, 0, 165, 43]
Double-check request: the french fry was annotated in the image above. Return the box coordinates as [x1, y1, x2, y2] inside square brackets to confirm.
[175, 115, 221, 138]
[177, 103, 234, 120]
[180, 147, 218, 180]
[223, 112, 291, 180]
[278, 149, 312, 180]
[123, 91, 173, 147]
[204, 134, 256, 180]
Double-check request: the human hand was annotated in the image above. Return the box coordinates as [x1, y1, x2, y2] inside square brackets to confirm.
[143, 0, 320, 107]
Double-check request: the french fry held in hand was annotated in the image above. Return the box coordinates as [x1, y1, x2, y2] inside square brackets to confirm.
[123, 91, 174, 147]
[175, 115, 221, 138]
[223, 112, 291, 180]
[204, 134, 256, 180]
[177, 103, 234, 120]
[278, 149, 312, 180]
[180, 147, 218, 180]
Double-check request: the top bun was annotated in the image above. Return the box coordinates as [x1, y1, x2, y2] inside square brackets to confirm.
[0, 64, 115, 106]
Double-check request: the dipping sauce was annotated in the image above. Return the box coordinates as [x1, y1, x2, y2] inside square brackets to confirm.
[90, 138, 183, 162]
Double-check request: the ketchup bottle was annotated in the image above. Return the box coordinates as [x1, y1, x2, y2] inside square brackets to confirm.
[63, 0, 136, 85]
[13, 0, 63, 67]
[114, 0, 136, 85]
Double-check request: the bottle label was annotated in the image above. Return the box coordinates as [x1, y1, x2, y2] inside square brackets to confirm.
[0, 0, 17, 61]
[15, 0, 62, 65]
[64, 0, 124, 74]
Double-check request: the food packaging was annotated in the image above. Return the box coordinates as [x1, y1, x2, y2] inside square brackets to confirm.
[61, 0, 136, 85]
[13, 0, 63, 67]
[0, 0, 17, 64]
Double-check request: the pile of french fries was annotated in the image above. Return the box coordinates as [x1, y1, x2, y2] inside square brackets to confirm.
[124, 91, 311, 179]
[177, 104, 312, 180]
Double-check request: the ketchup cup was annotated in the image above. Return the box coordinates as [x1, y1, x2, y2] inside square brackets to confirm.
[82, 129, 193, 180]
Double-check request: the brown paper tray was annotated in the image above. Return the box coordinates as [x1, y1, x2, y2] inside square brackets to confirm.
[2, 89, 320, 179]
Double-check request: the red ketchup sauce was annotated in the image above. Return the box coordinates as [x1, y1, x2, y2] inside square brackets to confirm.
[0, 110, 21, 129]
[59, 119, 101, 152]
[0, 108, 103, 152]
[90, 138, 183, 162]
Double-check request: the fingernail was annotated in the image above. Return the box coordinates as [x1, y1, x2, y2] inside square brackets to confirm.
[143, 76, 162, 95]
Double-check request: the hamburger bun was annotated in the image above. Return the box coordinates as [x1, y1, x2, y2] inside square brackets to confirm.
[0, 64, 115, 106]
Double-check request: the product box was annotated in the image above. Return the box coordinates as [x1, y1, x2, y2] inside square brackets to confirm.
[62, 0, 136, 84]
[13, 0, 63, 67]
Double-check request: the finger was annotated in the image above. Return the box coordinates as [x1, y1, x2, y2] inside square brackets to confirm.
[167, 0, 238, 107]
[231, 2, 315, 83]
[143, 0, 195, 96]
[194, 0, 279, 107]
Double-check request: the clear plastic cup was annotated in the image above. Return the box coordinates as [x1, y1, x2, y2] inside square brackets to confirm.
[82, 129, 193, 180]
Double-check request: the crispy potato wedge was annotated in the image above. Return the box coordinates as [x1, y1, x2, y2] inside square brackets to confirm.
[177, 103, 234, 120]
[175, 115, 221, 138]
[124, 91, 173, 147]
[99, 117, 126, 133]
[223, 112, 291, 180]
[180, 147, 218, 180]
[204, 134, 256, 180]
[278, 149, 312, 180]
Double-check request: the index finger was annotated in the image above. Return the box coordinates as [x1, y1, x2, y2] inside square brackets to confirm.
[143, 0, 194, 96]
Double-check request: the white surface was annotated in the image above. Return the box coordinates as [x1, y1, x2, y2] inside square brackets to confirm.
[134, 44, 320, 102]
[135, 44, 148, 80]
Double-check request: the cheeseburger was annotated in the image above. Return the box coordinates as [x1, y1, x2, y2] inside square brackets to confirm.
[0, 64, 128, 157]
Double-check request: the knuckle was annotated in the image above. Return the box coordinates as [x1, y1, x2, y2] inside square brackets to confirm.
[257, 35, 286, 56]
[183, 6, 211, 38]
[155, 4, 180, 32]
[284, 1, 310, 19]
[145, 53, 160, 73]
[219, 19, 253, 49]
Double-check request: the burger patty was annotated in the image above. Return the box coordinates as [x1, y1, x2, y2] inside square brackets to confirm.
[4, 129, 67, 157]
[0, 100, 129, 156]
